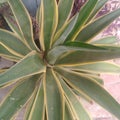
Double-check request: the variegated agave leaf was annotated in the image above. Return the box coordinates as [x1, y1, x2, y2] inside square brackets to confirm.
[0, 0, 120, 120]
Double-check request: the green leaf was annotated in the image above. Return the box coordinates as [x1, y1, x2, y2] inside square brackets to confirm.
[72, 88, 93, 104]
[59, 77, 91, 120]
[57, 0, 74, 30]
[45, 69, 63, 120]
[91, 36, 117, 45]
[0, 45, 20, 61]
[69, 62, 120, 74]
[66, 0, 98, 41]
[56, 68, 120, 119]
[75, 8, 120, 42]
[40, 0, 58, 50]
[0, 75, 40, 120]
[86, 0, 108, 22]
[67, 70, 103, 85]
[4, 14, 23, 38]
[83, 74, 104, 85]
[23, 91, 38, 120]
[37, 2, 44, 50]
[0, 29, 31, 57]
[0, 51, 46, 87]
[8, 0, 38, 50]
[47, 42, 106, 65]
[1, 2, 23, 38]
[64, 41, 106, 49]
[53, 14, 79, 46]
[28, 79, 45, 120]
[0, 0, 8, 3]
[64, 102, 74, 120]
[56, 46, 120, 66]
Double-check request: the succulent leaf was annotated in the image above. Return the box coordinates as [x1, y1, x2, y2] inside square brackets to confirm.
[66, 0, 98, 41]
[68, 61, 120, 74]
[56, 46, 120, 66]
[56, 67, 120, 119]
[91, 36, 117, 45]
[86, 0, 108, 22]
[27, 79, 45, 120]
[0, 51, 45, 87]
[0, 45, 20, 61]
[8, 0, 38, 50]
[47, 42, 106, 65]
[0, 0, 8, 3]
[64, 102, 74, 120]
[57, 0, 74, 31]
[0, 75, 40, 120]
[39, 0, 58, 50]
[76, 8, 120, 42]
[45, 69, 64, 120]
[59, 77, 91, 120]
[0, 29, 31, 57]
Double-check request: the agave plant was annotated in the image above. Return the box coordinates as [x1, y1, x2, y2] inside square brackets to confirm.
[0, 0, 120, 119]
